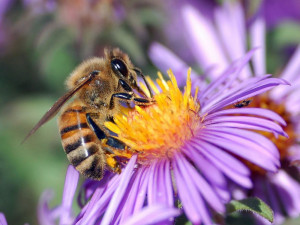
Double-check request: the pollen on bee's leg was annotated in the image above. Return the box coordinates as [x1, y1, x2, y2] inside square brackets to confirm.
[106, 155, 121, 173]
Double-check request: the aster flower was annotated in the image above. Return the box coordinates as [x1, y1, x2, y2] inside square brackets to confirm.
[149, 1, 300, 224]
[38, 48, 288, 225]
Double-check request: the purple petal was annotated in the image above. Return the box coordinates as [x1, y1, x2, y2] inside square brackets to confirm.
[148, 43, 200, 86]
[158, 161, 173, 207]
[204, 76, 289, 114]
[163, 160, 175, 207]
[132, 167, 150, 214]
[199, 49, 262, 110]
[197, 133, 279, 172]
[249, 15, 266, 75]
[60, 165, 79, 225]
[183, 145, 230, 201]
[204, 115, 287, 138]
[147, 162, 158, 206]
[184, 144, 226, 187]
[265, 179, 285, 224]
[191, 139, 250, 176]
[285, 85, 300, 111]
[202, 127, 279, 158]
[118, 169, 144, 224]
[179, 151, 225, 212]
[174, 154, 213, 224]
[206, 108, 286, 125]
[211, 76, 289, 113]
[198, 50, 255, 103]
[77, 173, 121, 224]
[288, 145, 300, 163]
[0, 213, 8, 225]
[0, 0, 12, 19]
[122, 205, 180, 225]
[38, 190, 60, 225]
[214, 1, 251, 79]
[263, 0, 300, 28]
[190, 141, 252, 188]
[207, 123, 286, 140]
[173, 156, 202, 224]
[271, 170, 300, 217]
[182, 4, 229, 79]
[147, 160, 174, 209]
[77, 179, 105, 208]
[204, 128, 279, 164]
[110, 171, 140, 225]
[270, 45, 300, 99]
[101, 155, 137, 225]
[275, 45, 300, 83]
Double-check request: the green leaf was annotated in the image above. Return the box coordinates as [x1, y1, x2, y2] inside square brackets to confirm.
[184, 222, 192, 225]
[226, 197, 274, 223]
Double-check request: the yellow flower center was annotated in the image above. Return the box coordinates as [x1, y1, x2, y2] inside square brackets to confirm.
[105, 69, 202, 165]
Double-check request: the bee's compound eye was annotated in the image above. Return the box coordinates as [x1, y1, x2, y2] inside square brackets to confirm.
[111, 58, 128, 77]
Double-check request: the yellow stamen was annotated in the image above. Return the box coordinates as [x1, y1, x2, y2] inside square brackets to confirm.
[105, 69, 202, 165]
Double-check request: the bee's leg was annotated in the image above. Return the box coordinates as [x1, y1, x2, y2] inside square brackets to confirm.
[108, 79, 154, 109]
[86, 113, 126, 173]
[118, 79, 133, 92]
[109, 93, 152, 109]
[86, 114, 127, 151]
[101, 136, 128, 174]
[109, 92, 153, 109]
[86, 113, 107, 140]
[119, 79, 154, 101]
[105, 136, 127, 150]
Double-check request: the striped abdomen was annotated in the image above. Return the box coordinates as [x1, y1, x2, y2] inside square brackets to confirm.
[58, 102, 105, 180]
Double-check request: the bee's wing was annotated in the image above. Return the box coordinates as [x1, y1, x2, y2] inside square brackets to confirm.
[22, 72, 98, 143]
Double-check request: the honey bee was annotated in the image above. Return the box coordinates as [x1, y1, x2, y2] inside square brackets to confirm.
[24, 48, 154, 180]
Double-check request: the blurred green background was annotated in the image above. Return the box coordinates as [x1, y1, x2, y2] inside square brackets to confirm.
[1, 0, 300, 224]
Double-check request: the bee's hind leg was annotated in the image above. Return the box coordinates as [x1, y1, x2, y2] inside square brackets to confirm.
[86, 113, 127, 173]
[101, 136, 128, 174]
